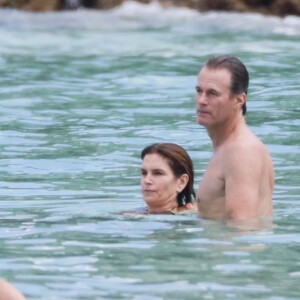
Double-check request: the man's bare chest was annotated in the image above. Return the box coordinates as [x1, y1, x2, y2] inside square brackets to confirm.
[197, 155, 226, 218]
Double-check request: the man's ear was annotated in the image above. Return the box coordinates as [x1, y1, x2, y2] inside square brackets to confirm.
[177, 174, 189, 193]
[236, 92, 246, 111]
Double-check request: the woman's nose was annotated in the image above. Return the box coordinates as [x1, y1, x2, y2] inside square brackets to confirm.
[144, 174, 152, 184]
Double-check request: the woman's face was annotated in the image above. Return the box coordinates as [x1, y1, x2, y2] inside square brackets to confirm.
[141, 153, 185, 212]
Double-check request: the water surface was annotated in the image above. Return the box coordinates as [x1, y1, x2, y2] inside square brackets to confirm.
[0, 2, 300, 299]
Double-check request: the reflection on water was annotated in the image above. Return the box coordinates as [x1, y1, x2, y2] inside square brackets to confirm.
[0, 3, 300, 299]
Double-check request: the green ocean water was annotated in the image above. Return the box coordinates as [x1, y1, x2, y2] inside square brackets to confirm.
[0, 3, 299, 299]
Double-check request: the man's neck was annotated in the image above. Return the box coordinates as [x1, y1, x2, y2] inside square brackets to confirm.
[207, 114, 246, 150]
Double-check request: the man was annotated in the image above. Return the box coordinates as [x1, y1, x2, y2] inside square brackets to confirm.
[0, 279, 26, 300]
[195, 55, 274, 221]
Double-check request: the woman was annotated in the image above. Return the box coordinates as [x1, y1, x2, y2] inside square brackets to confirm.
[140, 143, 197, 214]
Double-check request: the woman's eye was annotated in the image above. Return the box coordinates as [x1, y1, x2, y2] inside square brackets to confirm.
[153, 170, 164, 176]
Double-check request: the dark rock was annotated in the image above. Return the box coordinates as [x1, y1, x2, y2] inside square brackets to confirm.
[197, 0, 247, 12]
[0, 0, 299, 16]
[245, 0, 274, 6]
[272, 0, 300, 16]
[93, 0, 124, 9]
[158, 0, 199, 10]
[0, 0, 60, 11]
[59, 0, 81, 10]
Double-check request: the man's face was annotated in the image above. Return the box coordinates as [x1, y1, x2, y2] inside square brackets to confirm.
[195, 67, 237, 128]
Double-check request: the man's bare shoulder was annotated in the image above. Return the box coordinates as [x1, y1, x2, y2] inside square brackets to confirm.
[0, 279, 26, 300]
[222, 130, 268, 157]
[219, 132, 272, 174]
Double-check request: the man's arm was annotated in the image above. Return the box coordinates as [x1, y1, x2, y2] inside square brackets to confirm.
[0, 280, 26, 300]
[224, 144, 262, 220]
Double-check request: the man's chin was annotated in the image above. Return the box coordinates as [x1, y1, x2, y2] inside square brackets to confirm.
[197, 119, 208, 126]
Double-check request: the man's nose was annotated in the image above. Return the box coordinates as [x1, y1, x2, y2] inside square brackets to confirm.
[196, 93, 207, 105]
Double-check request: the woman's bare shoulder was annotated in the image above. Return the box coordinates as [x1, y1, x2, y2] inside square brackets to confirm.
[173, 202, 198, 214]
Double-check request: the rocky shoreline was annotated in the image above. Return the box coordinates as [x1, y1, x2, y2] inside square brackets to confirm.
[0, 0, 299, 17]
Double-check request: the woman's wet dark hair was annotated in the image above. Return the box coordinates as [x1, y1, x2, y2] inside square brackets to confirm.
[141, 143, 195, 206]
[204, 55, 249, 115]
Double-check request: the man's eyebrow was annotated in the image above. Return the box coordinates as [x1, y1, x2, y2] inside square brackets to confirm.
[196, 86, 217, 91]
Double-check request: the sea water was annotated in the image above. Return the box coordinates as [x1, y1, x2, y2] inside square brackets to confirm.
[0, 1, 299, 299]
